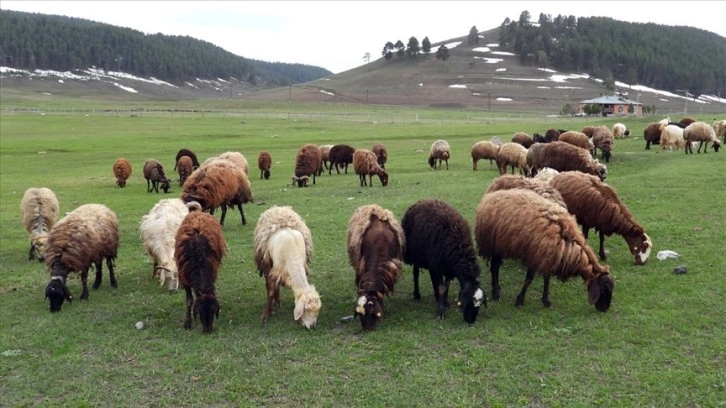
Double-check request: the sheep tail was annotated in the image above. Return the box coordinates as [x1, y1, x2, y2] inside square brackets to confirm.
[186, 201, 203, 212]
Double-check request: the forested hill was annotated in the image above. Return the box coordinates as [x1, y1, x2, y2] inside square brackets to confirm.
[498, 12, 726, 97]
[0, 10, 332, 87]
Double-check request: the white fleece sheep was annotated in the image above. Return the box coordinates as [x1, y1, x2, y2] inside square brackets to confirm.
[139, 198, 189, 290]
[428, 140, 451, 170]
[612, 123, 629, 139]
[495, 142, 529, 176]
[684, 121, 721, 154]
[659, 124, 686, 151]
[713, 120, 726, 144]
[20, 187, 60, 262]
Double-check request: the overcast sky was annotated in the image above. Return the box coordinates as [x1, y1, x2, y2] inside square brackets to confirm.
[2, 1, 724, 74]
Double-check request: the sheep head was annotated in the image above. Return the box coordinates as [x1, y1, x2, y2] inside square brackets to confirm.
[45, 277, 73, 313]
[194, 292, 220, 334]
[294, 175, 309, 188]
[712, 141, 721, 152]
[457, 281, 486, 324]
[29, 235, 48, 262]
[587, 270, 614, 312]
[595, 161, 608, 181]
[263, 169, 271, 180]
[116, 178, 127, 188]
[293, 287, 321, 329]
[160, 178, 171, 194]
[427, 156, 436, 168]
[355, 293, 383, 331]
[626, 233, 652, 265]
[377, 169, 389, 186]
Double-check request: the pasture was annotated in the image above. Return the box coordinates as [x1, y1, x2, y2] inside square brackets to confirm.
[0, 106, 724, 407]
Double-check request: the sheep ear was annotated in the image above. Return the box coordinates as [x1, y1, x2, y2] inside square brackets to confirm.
[293, 301, 305, 321]
[588, 279, 600, 305]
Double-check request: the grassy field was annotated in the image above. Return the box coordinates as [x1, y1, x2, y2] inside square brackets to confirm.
[0, 104, 724, 407]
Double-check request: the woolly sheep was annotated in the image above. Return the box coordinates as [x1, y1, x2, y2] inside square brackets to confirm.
[533, 167, 560, 183]
[511, 132, 534, 148]
[496, 142, 529, 175]
[44, 203, 119, 312]
[328, 144, 355, 175]
[612, 123, 630, 139]
[20, 187, 60, 262]
[659, 124, 686, 151]
[533, 129, 561, 143]
[592, 126, 614, 163]
[258, 151, 272, 179]
[684, 121, 721, 153]
[347, 204, 405, 331]
[143, 159, 171, 194]
[474, 189, 614, 312]
[527, 141, 607, 181]
[372, 143, 388, 169]
[253, 206, 321, 329]
[558, 131, 592, 153]
[174, 148, 200, 170]
[428, 140, 450, 170]
[139, 198, 189, 291]
[353, 148, 389, 187]
[319, 144, 334, 172]
[182, 159, 254, 226]
[484, 175, 567, 209]
[204, 151, 249, 176]
[112, 158, 132, 188]
[292, 143, 322, 187]
[713, 120, 726, 144]
[643, 122, 663, 150]
[471, 141, 500, 171]
[176, 155, 194, 187]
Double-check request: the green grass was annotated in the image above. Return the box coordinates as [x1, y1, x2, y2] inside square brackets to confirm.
[1, 105, 724, 407]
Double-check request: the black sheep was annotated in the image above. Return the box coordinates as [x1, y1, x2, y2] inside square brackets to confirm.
[174, 148, 200, 170]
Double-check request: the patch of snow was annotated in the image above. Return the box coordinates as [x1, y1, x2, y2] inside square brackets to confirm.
[474, 57, 503, 63]
[537, 86, 551, 89]
[217, 77, 230, 84]
[472, 92, 481, 96]
[496, 97, 512, 101]
[0, 67, 25, 73]
[659, 98, 669, 102]
[449, 84, 468, 89]
[419, 83, 423, 87]
[472, 47, 491, 53]
[496, 68, 507, 72]
[486, 43, 499, 47]
[555, 86, 582, 90]
[320, 90, 335, 96]
[538, 68, 557, 73]
[443, 41, 462, 49]
[499, 77, 547, 82]
[113, 82, 138, 93]
[42, 92, 52, 95]
[490, 51, 516, 56]
[700, 95, 726, 103]
[58, 79, 64, 84]
[186, 82, 199, 89]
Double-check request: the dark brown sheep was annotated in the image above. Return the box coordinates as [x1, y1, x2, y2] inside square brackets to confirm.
[643, 122, 663, 150]
[527, 141, 607, 181]
[353, 149, 389, 187]
[176, 155, 194, 187]
[511, 132, 534, 148]
[372, 143, 388, 169]
[292, 144, 322, 187]
[174, 148, 200, 170]
[181, 160, 254, 226]
[558, 131, 592, 152]
[258, 151, 272, 179]
[143, 159, 171, 193]
[112, 158, 132, 188]
[328, 144, 355, 175]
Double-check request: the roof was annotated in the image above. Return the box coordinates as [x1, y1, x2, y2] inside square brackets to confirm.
[580, 95, 642, 105]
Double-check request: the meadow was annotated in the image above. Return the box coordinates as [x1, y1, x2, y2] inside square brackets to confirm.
[0, 105, 724, 407]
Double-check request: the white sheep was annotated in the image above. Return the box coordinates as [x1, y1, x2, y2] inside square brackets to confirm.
[684, 121, 721, 153]
[713, 120, 726, 144]
[495, 142, 529, 176]
[471, 141, 500, 171]
[659, 124, 686, 151]
[204, 151, 250, 176]
[139, 198, 189, 290]
[428, 139, 450, 170]
[612, 123, 629, 139]
[20, 187, 60, 262]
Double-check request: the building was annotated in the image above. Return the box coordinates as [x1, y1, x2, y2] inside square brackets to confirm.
[578, 95, 643, 117]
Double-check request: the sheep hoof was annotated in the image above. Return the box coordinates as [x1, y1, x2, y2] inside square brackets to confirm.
[542, 299, 552, 308]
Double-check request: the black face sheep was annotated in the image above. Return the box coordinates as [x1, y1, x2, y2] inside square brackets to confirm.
[204, 151, 250, 176]
[258, 151, 272, 179]
[474, 189, 614, 312]
[319, 144, 334, 172]
[20, 187, 60, 262]
[545, 128, 561, 142]
[558, 131, 592, 153]
[143, 159, 171, 194]
[253, 206, 321, 329]
[401, 199, 486, 324]
[347, 204, 405, 331]
[511, 132, 533, 148]
[592, 126, 614, 163]
[139, 198, 189, 291]
[328, 144, 355, 175]
[176, 155, 194, 187]
[112, 158, 132, 188]
[485, 174, 567, 209]
[684, 121, 721, 154]
[713, 120, 726, 144]
[527, 141, 607, 181]
[643, 120, 668, 150]
[372, 143, 388, 169]
[43, 203, 119, 312]
[471, 140, 500, 171]
[175, 202, 226, 333]
[428, 139, 450, 170]
[174, 148, 200, 170]
[353, 148, 389, 187]
[495, 142, 529, 175]
[292, 143, 322, 187]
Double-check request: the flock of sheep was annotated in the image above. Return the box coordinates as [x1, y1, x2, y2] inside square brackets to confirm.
[20, 117, 723, 332]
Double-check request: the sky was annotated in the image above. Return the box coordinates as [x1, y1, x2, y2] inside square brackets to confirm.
[2, 1, 725, 74]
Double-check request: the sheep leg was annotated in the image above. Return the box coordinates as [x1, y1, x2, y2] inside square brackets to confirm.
[368, 174, 373, 187]
[183, 286, 193, 330]
[107, 257, 118, 288]
[261, 278, 278, 323]
[219, 205, 228, 226]
[335, 163, 341, 175]
[312, 172, 316, 185]
[490, 256, 503, 301]
[598, 231, 607, 261]
[412, 265, 421, 300]
[436, 281, 448, 319]
[582, 226, 590, 239]
[445, 159, 448, 170]
[541, 276, 552, 308]
[146, 178, 151, 192]
[92, 260, 102, 289]
[80, 267, 90, 300]
[359, 174, 366, 187]
[28, 244, 36, 262]
[236, 204, 246, 225]
[515, 268, 536, 308]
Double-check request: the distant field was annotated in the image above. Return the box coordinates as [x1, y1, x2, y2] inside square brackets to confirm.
[0, 104, 724, 407]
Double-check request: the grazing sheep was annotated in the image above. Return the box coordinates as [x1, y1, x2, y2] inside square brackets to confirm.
[328, 144, 355, 175]
[401, 199, 485, 324]
[174, 148, 200, 170]
[679, 117, 696, 127]
[175, 202, 226, 333]
[204, 151, 250, 176]
[581, 126, 596, 138]
[20, 187, 60, 262]
[44, 204, 119, 312]
[176, 155, 194, 187]
[347, 204, 405, 331]
[592, 126, 614, 162]
[471, 141, 500, 171]
[612, 123, 630, 139]
[549, 171, 652, 265]
[372, 143, 388, 169]
[258, 151, 272, 179]
[659, 124, 686, 151]
[112, 158, 132, 188]
[428, 139, 451, 170]
[292, 143, 322, 187]
[511, 132, 534, 148]
[253, 206, 321, 329]
[485, 175, 567, 208]
[143, 159, 171, 194]
[643, 122, 663, 150]
[496, 142, 529, 175]
[182, 159, 254, 226]
[558, 131, 592, 153]
[713, 120, 726, 144]
[533, 167, 560, 182]
[139, 198, 189, 291]
[353, 148, 389, 187]
[684, 121, 721, 154]
[319, 144, 334, 172]
[527, 141, 607, 181]
[474, 189, 614, 312]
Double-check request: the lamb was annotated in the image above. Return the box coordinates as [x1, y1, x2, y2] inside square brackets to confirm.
[258, 151, 272, 179]
[347, 204, 405, 331]
[592, 126, 614, 163]
[319, 144, 334, 172]
[558, 131, 592, 153]
[143, 159, 171, 193]
[182, 159, 254, 226]
[511, 132, 533, 148]
[495, 142, 529, 175]
[428, 139, 450, 170]
[174, 148, 200, 170]
[474, 189, 614, 312]
[204, 151, 249, 176]
[253, 206, 321, 329]
[527, 141, 607, 181]
[372, 143, 388, 169]
[20, 187, 60, 262]
[659, 123, 686, 151]
[484, 175, 567, 209]
[612, 123, 630, 139]
[684, 121, 721, 154]
[353, 148, 389, 187]
[112, 158, 132, 188]
[713, 119, 726, 144]
[176, 155, 194, 186]
[43, 204, 119, 312]
[175, 202, 226, 333]
[401, 199, 486, 324]
[549, 171, 652, 265]
[643, 122, 663, 150]
[139, 198, 189, 291]
[292, 143, 322, 187]
[328, 144, 355, 175]
[471, 140, 500, 171]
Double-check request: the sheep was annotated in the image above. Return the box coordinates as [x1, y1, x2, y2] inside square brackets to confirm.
[292, 143, 322, 187]
[253, 206, 321, 329]
[643, 122, 663, 150]
[353, 148, 389, 187]
[713, 119, 726, 144]
[659, 123, 686, 151]
[592, 126, 614, 162]
[347, 204, 405, 331]
[401, 199, 486, 324]
[139, 198, 189, 291]
[533, 167, 560, 183]
[20, 187, 60, 262]
[372, 143, 388, 169]
[474, 189, 614, 312]
[258, 151, 272, 179]
[558, 131, 592, 153]
[328, 144, 355, 175]
[612, 123, 630, 139]
[176, 155, 194, 187]
[175, 202, 226, 333]
[511, 132, 534, 148]
[428, 139, 450, 170]
[174, 148, 200, 171]
[496, 142, 529, 175]
[143, 159, 171, 194]
[484, 175, 567, 209]
[204, 151, 249, 176]
[549, 171, 652, 265]
[43, 204, 119, 312]
[684, 121, 721, 154]
[679, 117, 696, 127]
[533, 129, 561, 143]
[182, 159, 253, 226]
[471, 141, 500, 171]
[581, 126, 596, 138]
[319, 144, 334, 171]
[527, 141, 607, 181]
[112, 158, 132, 188]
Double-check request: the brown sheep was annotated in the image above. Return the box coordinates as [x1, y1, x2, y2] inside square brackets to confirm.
[474, 189, 614, 312]
[496, 142, 529, 175]
[143, 159, 171, 193]
[581, 126, 597, 138]
[679, 117, 696, 127]
[176, 202, 226, 333]
[643, 122, 663, 150]
[471, 141, 500, 171]
[527, 141, 607, 181]
[204, 151, 249, 176]
[713, 120, 726, 144]
[428, 139, 450, 170]
[592, 126, 614, 163]
[258, 151, 272, 179]
[684, 121, 721, 153]
[558, 131, 592, 153]
[484, 175, 567, 209]
[353, 148, 389, 187]
[112, 158, 132, 188]
[176, 155, 194, 187]
[347, 204, 405, 331]
[319, 144, 334, 172]
[174, 148, 200, 170]
[372, 143, 388, 169]
[182, 160, 254, 226]
[511, 132, 534, 148]
[328, 144, 355, 175]
[292, 143, 322, 187]
[20, 187, 60, 262]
